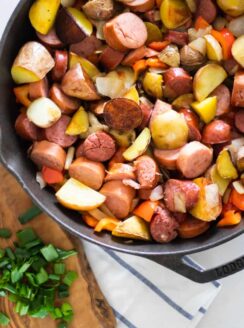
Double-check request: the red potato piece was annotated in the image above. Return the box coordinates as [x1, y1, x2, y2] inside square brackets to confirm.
[223, 58, 239, 76]
[139, 98, 153, 129]
[150, 206, 179, 243]
[69, 157, 105, 190]
[134, 155, 160, 189]
[149, 100, 172, 126]
[36, 28, 64, 49]
[29, 78, 49, 101]
[43, 115, 78, 148]
[195, 0, 217, 24]
[70, 36, 102, 58]
[163, 68, 193, 99]
[105, 163, 136, 181]
[15, 113, 40, 141]
[52, 50, 68, 82]
[154, 148, 181, 170]
[104, 98, 143, 131]
[103, 13, 148, 51]
[202, 120, 231, 144]
[100, 180, 136, 219]
[122, 46, 148, 66]
[49, 83, 80, 115]
[122, 0, 155, 12]
[90, 100, 107, 115]
[210, 84, 231, 116]
[75, 141, 84, 158]
[231, 72, 244, 108]
[99, 47, 125, 70]
[82, 0, 114, 20]
[144, 9, 161, 23]
[61, 64, 100, 101]
[178, 108, 201, 142]
[164, 179, 200, 213]
[165, 31, 188, 46]
[178, 216, 210, 239]
[83, 131, 116, 162]
[177, 141, 213, 178]
[234, 110, 244, 133]
[30, 140, 66, 171]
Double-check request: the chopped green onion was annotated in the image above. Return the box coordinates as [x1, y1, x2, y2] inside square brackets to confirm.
[56, 249, 77, 260]
[15, 247, 30, 260]
[61, 302, 73, 316]
[36, 268, 49, 285]
[49, 274, 60, 281]
[0, 259, 10, 268]
[63, 271, 78, 287]
[58, 284, 69, 298]
[30, 308, 49, 319]
[58, 322, 68, 328]
[0, 229, 12, 239]
[5, 247, 15, 260]
[41, 244, 59, 262]
[19, 206, 42, 224]
[0, 290, 6, 297]
[0, 249, 5, 259]
[51, 307, 63, 320]
[17, 228, 38, 247]
[54, 263, 65, 275]
[31, 257, 47, 272]
[2, 283, 17, 294]
[24, 239, 42, 250]
[25, 273, 38, 287]
[0, 312, 10, 326]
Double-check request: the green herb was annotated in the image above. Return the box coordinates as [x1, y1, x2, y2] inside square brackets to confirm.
[36, 268, 49, 285]
[19, 206, 42, 224]
[41, 245, 59, 262]
[58, 284, 69, 298]
[0, 312, 10, 326]
[63, 271, 78, 287]
[54, 263, 65, 275]
[5, 247, 15, 261]
[17, 228, 38, 247]
[58, 321, 68, 328]
[0, 228, 12, 239]
[56, 249, 77, 260]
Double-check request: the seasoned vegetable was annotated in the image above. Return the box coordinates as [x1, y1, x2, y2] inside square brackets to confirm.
[112, 216, 151, 241]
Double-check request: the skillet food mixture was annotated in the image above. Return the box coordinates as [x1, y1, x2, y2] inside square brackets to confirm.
[11, 0, 244, 243]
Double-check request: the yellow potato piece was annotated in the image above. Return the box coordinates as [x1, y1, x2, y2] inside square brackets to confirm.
[66, 106, 89, 135]
[216, 149, 238, 179]
[67, 7, 93, 36]
[11, 67, 40, 84]
[217, 0, 244, 17]
[29, 0, 60, 35]
[56, 178, 106, 211]
[231, 35, 244, 68]
[193, 63, 227, 101]
[123, 128, 151, 161]
[69, 52, 101, 79]
[123, 86, 140, 104]
[142, 72, 163, 99]
[172, 93, 194, 109]
[110, 129, 136, 147]
[191, 96, 217, 123]
[112, 216, 151, 241]
[145, 22, 163, 44]
[207, 164, 230, 196]
[204, 34, 223, 62]
[160, 0, 191, 29]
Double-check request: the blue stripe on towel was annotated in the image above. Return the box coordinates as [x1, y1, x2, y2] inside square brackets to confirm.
[112, 307, 138, 328]
[104, 248, 193, 320]
[198, 307, 207, 314]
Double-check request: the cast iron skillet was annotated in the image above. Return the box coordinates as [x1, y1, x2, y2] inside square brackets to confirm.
[1, 0, 244, 283]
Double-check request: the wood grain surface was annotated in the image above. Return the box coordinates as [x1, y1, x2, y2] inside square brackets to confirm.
[0, 165, 116, 328]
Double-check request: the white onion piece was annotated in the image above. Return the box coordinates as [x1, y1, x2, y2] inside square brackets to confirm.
[96, 71, 125, 99]
[205, 184, 219, 208]
[64, 147, 75, 170]
[188, 26, 212, 42]
[150, 185, 164, 201]
[188, 37, 207, 56]
[228, 15, 244, 37]
[228, 138, 244, 164]
[36, 172, 46, 189]
[173, 192, 186, 213]
[233, 181, 244, 195]
[122, 179, 141, 189]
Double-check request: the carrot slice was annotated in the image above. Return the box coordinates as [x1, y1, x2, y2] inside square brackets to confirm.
[146, 57, 167, 68]
[133, 200, 158, 222]
[148, 41, 170, 52]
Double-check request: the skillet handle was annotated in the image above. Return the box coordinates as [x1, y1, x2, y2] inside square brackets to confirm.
[144, 253, 244, 283]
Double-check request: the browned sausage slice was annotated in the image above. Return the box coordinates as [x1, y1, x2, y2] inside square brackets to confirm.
[75, 141, 84, 158]
[164, 179, 200, 213]
[154, 148, 181, 170]
[234, 110, 244, 133]
[195, 0, 217, 23]
[36, 27, 64, 48]
[69, 157, 105, 190]
[223, 58, 239, 76]
[201, 120, 231, 144]
[139, 97, 153, 129]
[83, 131, 116, 162]
[29, 78, 49, 100]
[99, 47, 125, 70]
[103, 13, 148, 51]
[100, 180, 136, 219]
[165, 31, 188, 46]
[44, 115, 78, 148]
[104, 98, 143, 131]
[163, 68, 193, 99]
[70, 35, 102, 58]
[177, 141, 213, 178]
[134, 155, 160, 189]
[178, 216, 210, 239]
[52, 50, 68, 82]
[150, 206, 179, 243]
[138, 187, 153, 200]
[49, 83, 80, 115]
[122, 46, 148, 66]
[15, 113, 40, 141]
[105, 163, 136, 181]
[210, 84, 231, 116]
[231, 72, 244, 108]
[30, 141, 66, 171]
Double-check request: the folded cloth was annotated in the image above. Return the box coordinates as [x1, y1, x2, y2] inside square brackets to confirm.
[83, 241, 221, 328]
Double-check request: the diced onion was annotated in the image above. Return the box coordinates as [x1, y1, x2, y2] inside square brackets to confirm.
[227, 15, 244, 38]
[188, 26, 212, 42]
[64, 147, 75, 170]
[150, 185, 164, 201]
[122, 179, 141, 189]
[36, 172, 46, 189]
[233, 181, 244, 195]
[205, 184, 219, 208]
[173, 192, 186, 213]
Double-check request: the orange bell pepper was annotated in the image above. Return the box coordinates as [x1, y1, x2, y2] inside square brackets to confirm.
[94, 218, 119, 232]
[211, 28, 235, 60]
[230, 188, 244, 211]
[217, 210, 241, 227]
[194, 16, 209, 30]
[132, 59, 147, 78]
[41, 166, 64, 184]
[13, 85, 31, 107]
[148, 41, 170, 52]
[146, 57, 167, 69]
[133, 200, 158, 222]
[82, 214, 98, 228]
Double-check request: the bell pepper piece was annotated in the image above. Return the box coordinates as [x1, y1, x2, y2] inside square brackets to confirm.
[217, 210, 241, 227]
[211, 28, 235, 60]
[133, 200, 158, 222]
[13, 85, 31, 107]
[82, 214, 98, 228]
[94, 218, 119, 232]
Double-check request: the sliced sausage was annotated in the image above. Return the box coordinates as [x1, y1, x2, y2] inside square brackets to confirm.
[163, 68, 193, 99]
[100, 180, 136, 219]
[29, 78, 49, 101]
[173, 212, 187, 224]
[154, 148, 181, 170]
[70, 36, 102, 58]
[99, 47, 125, 70]
[90, 100, 107, 115]
[134, 155, 160, 189]
[178, 216, 210, 239]
[178, 108, 201, 141]
[52, 50, 68, 82]
[138, 187, 153, 200]
[83, 131, 116, 162]
[108, 146, 126, 169]
[30, 141, 66, 171]
[202, 120, 231, 144]
[44, 115, 78, 148]
[49, 83, 80, 115]
[103, 13, 148, 51]
[150, 206, 179, 243]
[139, 97, 153, 129]
[104, 98, 142, 131]
[69, 157, 105, 190]
[195, 0, 217, 24]
[231, 72, 244, 108]
[210, 84, 231, 116]
[82, 0, 114, 20]
[223, 58, 239, 76]
[165, 31, 188, 46]
[122, 46, 148, 66]
[121, 0, 155, 12]
[164, 179, 200, 213]
[36, 27, 64, 48]
[177, 141, 213, 178]
[76, 141, 84, 158]
[105, 163, 136, 181]
[15, 113, 40, 141]
[234, 110, 244, 133]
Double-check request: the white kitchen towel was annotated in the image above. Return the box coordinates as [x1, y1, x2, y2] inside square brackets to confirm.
[83, 241, 221, 328]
